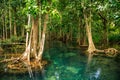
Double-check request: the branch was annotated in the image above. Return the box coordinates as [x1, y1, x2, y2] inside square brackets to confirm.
[98, 12, 107, 22]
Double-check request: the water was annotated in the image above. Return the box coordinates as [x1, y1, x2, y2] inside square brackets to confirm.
[0, 41, 120, 80]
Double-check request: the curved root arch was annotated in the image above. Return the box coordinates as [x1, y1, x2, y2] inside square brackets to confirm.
[104, 48, 118, 57]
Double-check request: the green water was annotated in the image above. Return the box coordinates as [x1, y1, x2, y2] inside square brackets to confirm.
[0, 41, 120, 80]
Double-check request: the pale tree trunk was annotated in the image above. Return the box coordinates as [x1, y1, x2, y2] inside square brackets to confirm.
[3, 20, 5, 40]
[3, 0, 6, 40]
[26, 14, 31, 47]
[83, 6, 96, 54]
[84, 10, 118, 59]
[0, 0, 49, 72]
[82, 0, 96, 66]
[39, 12, 42, 43]
[21, 0, 48, 66]
[85, 17, 96, 54]
[21, 14, 32, 62]
[13, 7, 17, 37]
[37, 14, 49, 61]
[4, 10, 7, 39]
[38, 0, 42, 43]
[81, 1, 98, 60]
[9, 0, 12, 38]
[5, 19, 7, 39]
[14, 21, 17, 36]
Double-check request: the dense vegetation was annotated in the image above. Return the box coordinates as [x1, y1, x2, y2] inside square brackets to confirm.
[0, 0, 120, 47]
[0, 0, 120, 78]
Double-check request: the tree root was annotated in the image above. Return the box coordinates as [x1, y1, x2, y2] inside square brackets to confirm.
[104, 48, 118, 57]
[88, 48, 118, 57]
[0, 55, 48, 74]
[0, 57, 20, 63]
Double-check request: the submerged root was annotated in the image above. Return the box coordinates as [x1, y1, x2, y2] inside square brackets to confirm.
[7, 59, 47, 70]
[87, 48, 118, 57]
[0, 53, 48, 74]
[1, 59, 48, 74]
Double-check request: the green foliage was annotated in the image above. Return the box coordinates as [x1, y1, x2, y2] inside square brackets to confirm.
[1, 39, 11, 44]
[109, 34, 120, 44]
[23, 0, 39, 16]
[10, 36, 25, 43]
[0, 0, 120, 47]
[10, 36, 19, 42]
[25, 25, 31, 32]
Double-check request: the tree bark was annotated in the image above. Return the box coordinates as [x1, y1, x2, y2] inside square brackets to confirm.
[9, 0, 12, 38]
[21, 14, 32, 62]
[3, 20, 5, 40]
[86, 19, 96, 53]
[32, 16, 39, 58]
[13, 7, 17, 37]
[83, 7, 96, 54]
[21, 26, 25, 37]
[5, 17, 7, 39]
[14, 21, 17, 36]
[37, 14, 49, 61]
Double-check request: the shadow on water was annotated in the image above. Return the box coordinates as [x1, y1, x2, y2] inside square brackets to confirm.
[0, 41, 120, 80]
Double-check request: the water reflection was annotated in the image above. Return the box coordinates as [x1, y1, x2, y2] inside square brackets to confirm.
[0, 41, 120, 80]
[54, 71, 59, 80]
[41, 68, 46, 80]
[86, 53, 101, 80]
[89, 68, 101, 80]
[87, 53, 93, 65]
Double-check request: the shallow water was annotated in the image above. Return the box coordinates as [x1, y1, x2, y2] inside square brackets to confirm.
[0, 41, 120, 80]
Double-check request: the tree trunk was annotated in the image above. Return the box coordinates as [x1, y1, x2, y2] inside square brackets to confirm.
[26, 14, 31, 47]
[9, 0, 12, 38]
[84, 10, 96, 54]
[3, 19, 5, 40]
[37, 14, 48, 61]
[13, 7, 17, 37]
[32, 16, 39, 58]
[5, 17, 7, 39]
[86, 19, 96, 53]
[21, 14, 32, 62]
[14, 21, 17, 36]
[21, 26, 25, 37]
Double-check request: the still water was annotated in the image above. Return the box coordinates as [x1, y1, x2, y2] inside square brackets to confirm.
[0, 41, 120, 80]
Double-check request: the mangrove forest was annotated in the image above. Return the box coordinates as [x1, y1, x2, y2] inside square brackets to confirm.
[0, 0, 120, 80]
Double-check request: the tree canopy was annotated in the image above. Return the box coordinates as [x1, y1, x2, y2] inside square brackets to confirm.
[0, 0, 119, 47]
